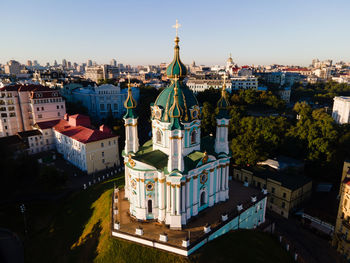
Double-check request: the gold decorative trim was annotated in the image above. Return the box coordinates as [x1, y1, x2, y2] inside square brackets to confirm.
[170, 136, 183, 139]
[159, 178, 165, 183]
[217, 124, 229, 128]
[154, 178, 158, 182]
[125, 123, 138, 127]
[171, 184, 176, 188]
[209, 168, 215, 172]
[136, 178, 140, 182]
[140, 179, 145, 183]
[193, 175, 199, 179]
[176, 184, 181, 188]
[166, 182, 171, 186]
[186, 178, 191, 182]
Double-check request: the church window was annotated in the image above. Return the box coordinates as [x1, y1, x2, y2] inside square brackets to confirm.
[148, 200, 152, 213]
[156, 130, 162, 144]
[146, 181, 154, 191]
[190, 130, 196, 144]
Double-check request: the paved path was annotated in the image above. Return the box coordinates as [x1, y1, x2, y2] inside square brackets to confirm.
[268, 212, 345, 263]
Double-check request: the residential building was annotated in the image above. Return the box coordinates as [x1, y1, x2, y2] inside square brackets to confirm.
[4, 60, 23, 75]
[332, 96, 350, 124]
[70, 84, 140, 120]
[85, 65, 119, 82]
[332, 161, 350, 259]
[0, 84, 66, 137]
[233, 165, 312, 218]
[187, 76, 257, 93]
[53, 114, 120, 174]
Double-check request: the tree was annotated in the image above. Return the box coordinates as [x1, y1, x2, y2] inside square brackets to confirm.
[230, 116, 289, 166]
[201, 102, 216, 136]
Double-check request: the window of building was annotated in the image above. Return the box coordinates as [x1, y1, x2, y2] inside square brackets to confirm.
[46, 139, 49, 144]
[4, 126, 7, 130]
[190, 130, 196, 144]
[100, 104, 105, 111]
[9, 112, 16, 117]
[271, 187, 275, 194]
[102, 159, 105, 163]
[1, 113, 7, 117]
[61, 105, 63, 109]
[41, 107, 44, 110]
[38, 114, 42, 118]
[102, 151, 104, 157]
[107, 104, 111, 111]
[156, 130, 162, 144]
[58, 112, 60, 116]
[281, 211, 284, 216]
[101, 142, 104, 147]
[114, 103, 118, 110]
[108, 141, 111, 146]
[282, 202, 285, 208]
[37, 107, 40, 111]
[56, 105, 59, 109]
[114, 140, 116, 144]
[283, 192, 286, 198]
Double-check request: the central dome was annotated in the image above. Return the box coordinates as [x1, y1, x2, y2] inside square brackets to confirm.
[154, 79, 199, 123]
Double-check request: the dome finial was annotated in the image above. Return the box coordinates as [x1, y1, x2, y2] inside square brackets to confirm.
[124, 73, 137, 110]
[217, 74, 230, 110]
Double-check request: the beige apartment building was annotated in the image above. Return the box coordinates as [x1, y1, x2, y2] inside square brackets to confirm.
[233, 166, 312, 218]
[0, 84, 66, 137]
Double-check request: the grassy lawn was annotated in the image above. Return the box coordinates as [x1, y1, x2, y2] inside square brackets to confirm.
[0, 173, 293, 263]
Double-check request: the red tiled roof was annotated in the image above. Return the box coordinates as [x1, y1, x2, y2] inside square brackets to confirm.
[0, 84, 51, 92]
[53, 119, 117, 144]
[35, 119, 61, 130]
[30, 90, 61, 99]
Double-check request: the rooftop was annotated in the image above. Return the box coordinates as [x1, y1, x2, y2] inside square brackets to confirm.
[53, 116, 117, 144]
[17, 130, 42, 138]
[34, 119, 61, 130]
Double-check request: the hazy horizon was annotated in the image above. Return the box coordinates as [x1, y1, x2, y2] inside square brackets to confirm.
[1, 0, 349, 67]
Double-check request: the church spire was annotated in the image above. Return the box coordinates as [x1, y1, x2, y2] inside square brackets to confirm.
[216, 75, 230, 119]
[169, 75, 183, 130]
[166, 20, 187, 79]
[123, 74, 138, 118]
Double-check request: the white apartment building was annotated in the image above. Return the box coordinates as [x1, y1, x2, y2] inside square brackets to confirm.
[187, 76, 258, 93]
[332, 96, 350, 124]
[0, 84, 66, 137]
[53, 114, 120, 174]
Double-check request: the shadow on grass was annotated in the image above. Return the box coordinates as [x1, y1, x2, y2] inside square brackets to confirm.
[70, 220, 102, 263]
[25, 175, 124, 263]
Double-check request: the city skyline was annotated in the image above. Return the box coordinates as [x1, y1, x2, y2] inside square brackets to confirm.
[1, 0, 350, 66]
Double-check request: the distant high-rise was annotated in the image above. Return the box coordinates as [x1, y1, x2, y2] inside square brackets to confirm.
[54, 60, 58, 67]
[87, 60, 93, 67]
[110, 59, 117, 67]
[27, 60, 33, 67]
[46, 62, 50, 67]
[33, 60, 39, 66]
[62, 59, 67, 68]
[67, 61, 72, 68]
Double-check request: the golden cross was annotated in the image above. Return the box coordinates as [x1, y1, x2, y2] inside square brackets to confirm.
[172, 19, 181, 37]
[174, 75, 179, 82]
[127, 73, 131, 87]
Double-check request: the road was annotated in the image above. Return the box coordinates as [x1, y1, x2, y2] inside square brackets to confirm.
[268, 212, 345, 263]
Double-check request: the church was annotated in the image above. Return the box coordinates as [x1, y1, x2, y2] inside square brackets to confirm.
[122, 26, 231, 229]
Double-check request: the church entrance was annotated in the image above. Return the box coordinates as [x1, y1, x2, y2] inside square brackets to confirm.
[200, 191, 206, 206]
[147, 200, 152, 213]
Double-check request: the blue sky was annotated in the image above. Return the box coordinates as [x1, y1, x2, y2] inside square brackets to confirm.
[1, 0, 349, 66]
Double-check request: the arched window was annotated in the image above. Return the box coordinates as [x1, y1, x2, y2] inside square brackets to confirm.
[148, 200, 152, 213]
[156, 130, 162, 144]
[191, 130, 196, 145]
[200, 191, 206, 207]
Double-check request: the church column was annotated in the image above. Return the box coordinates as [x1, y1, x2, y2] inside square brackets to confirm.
[186, 178, 191, 219]
[181, 182, 186, 213]
[215, 167, 219, 204]
[158, 178, 165, 221]
[140, 179, 146, 217]
[137, 178, 141, 207]
[209, 168, 214, 207]
[154, 178, 158, 210]
[193, 175, 199, 216]
[176, 184, 181, 215]
[225, 163, 230, 199]
[221, 165, 225, 201]
[166, 182, 171, 212]
[171, 184, 176, 215]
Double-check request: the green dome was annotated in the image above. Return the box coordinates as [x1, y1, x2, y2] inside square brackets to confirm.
[153, 79, 199, 124]
[166, 37, 187, 79]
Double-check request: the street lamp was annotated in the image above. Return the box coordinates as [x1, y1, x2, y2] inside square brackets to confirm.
[19, 204, 28, 236]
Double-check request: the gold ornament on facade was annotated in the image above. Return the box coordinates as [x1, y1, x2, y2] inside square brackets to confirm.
[202, 151, 208, 164]
[128, 154, 135, 167]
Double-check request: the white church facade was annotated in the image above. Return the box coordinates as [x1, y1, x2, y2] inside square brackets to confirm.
[122, 32, 233, 229]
